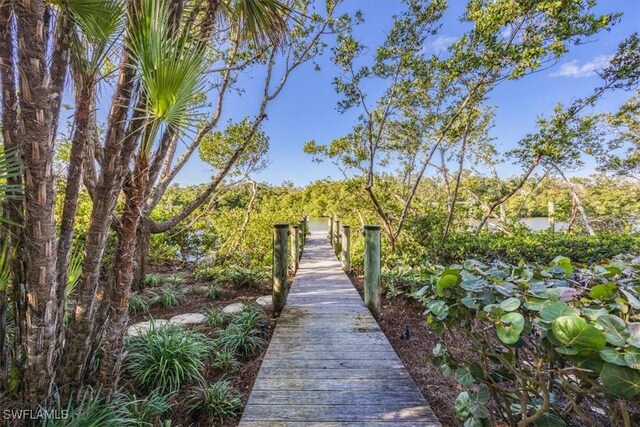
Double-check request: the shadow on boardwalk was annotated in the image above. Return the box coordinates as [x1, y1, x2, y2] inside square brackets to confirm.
[239, 231, 441, 426]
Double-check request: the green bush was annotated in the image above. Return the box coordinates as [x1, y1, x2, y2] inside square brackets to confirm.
[150, 286, 185, 309]
[231, 305, 265, 330]
[205, 307, 230, 328]
[125, 325, 211, 392]
[144, 273, 165, 287]
[206, 284, 220, 300]
[416, 256, 640, 426]
[128, 295, 149, 315]
[381, 265, 425, 297]
[432, 231, 640, 266]
[118, 390, 173, 426]
[187, 381, 243, 425]
[195, 265, 267, 288]
[214, 324, 265, 357]
[42, 389, 133, 427]
[211, 350, 240, 373]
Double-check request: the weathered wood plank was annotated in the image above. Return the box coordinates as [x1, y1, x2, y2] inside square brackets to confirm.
[242, 404, 438, 422]
[245, 390, 425, 406]
[238, 231, 440, 426]
[256, 367, 411, 379]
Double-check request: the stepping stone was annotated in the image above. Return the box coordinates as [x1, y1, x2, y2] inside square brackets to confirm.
[169, 313, 207, 325]
[222, 302, 245, 315]
[127, 319, 169, 337]
[256, 295, 272, 308]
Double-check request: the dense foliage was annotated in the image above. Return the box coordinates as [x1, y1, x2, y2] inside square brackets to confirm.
[383, 257, 640, 426]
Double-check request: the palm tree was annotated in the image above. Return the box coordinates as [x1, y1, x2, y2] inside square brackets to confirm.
[2, 0, 292, 405]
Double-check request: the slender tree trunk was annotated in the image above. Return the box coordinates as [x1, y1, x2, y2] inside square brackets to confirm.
[61, 44, 137, 391]
[553, 166, 595, 236]
[0, 1, 24, 384]
[54, 77, 94, 367]
[15, 0, 59, 406]
[442, 122, 470, 244]
[99, 155, 148, 391]
[133, 217, 151, 291]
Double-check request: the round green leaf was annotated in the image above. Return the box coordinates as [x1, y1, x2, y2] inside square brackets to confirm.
[455, 367, 476, 386]
[600, 363, 640, 398]
[552, 316, 606, 351]
[540, 302, 578, 322]
[500, 297, 521, 312]
[599, 347, 626, 366]
[436, 274, 459, 297]
[589, 283, 617, 300]
[596, 314, 629, 347]
[534, 413, 567, 427]
[624, 347, 640, 369]
[496, 312, 525, 345]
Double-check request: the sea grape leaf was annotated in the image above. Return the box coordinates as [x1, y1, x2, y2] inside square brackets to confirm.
[552, 316, 606, 351]
[500, 297, 521, 312]
[437, 274, 459, 297]
[589, 283, 617, 300]
[496, 312, 525, 345]
[540, 302, 578, 322]
[600, 363, 640, 398]
[596, 315, 629, 346]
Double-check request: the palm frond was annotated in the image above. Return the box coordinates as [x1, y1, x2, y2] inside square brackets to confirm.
[65, 240, 85, 297]
[226, 0, 290, 47]
[127, 0, 209, 151]
[0, 238, 13, 293]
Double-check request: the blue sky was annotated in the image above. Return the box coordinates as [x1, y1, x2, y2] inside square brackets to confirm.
[171, 0, 640, 186]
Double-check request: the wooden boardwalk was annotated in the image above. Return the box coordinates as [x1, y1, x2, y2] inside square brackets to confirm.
[239, 231, 440, 426]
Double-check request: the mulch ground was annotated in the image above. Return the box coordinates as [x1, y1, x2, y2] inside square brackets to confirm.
[350, 275, 461, 427]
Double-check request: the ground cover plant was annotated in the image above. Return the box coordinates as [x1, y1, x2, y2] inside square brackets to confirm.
[410, 256, 640, 426]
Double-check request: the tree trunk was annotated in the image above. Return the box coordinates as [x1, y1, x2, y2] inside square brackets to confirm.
[133, 217, 151, 291]
[15, 0, 60, 406]
[99, 155, 148, 391]
[54, 77, 94, 367]
[61, 43, 137, 391]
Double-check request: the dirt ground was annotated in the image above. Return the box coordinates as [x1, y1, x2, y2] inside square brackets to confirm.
[350, 275, 461, 427]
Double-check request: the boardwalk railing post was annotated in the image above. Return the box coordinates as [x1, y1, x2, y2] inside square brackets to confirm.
[548, 200, 555, 233]
[364, 225, 381, 319]
[273, 224, 289, 316]
[334, 217, 341, 256]
[328, 217, 333, 245]
[341, 225, 350, 273]
[299, 219, 306, 254]
[291, 225, 300, 274]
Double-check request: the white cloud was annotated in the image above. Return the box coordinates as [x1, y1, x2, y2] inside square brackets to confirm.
[550, 55, 613, 78]
[427, 35, 457, 53]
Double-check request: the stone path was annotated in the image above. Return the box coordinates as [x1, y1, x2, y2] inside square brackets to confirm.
[239, 230, 440, 426]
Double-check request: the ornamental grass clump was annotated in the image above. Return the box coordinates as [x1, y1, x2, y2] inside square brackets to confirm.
[125, 325, 211, 392]
[187, 380, 243, 425]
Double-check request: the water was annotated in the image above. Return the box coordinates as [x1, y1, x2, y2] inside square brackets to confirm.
[307, 216, 329, 233]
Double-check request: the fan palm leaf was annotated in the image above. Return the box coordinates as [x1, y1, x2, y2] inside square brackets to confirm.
[223, 0, 291, 47]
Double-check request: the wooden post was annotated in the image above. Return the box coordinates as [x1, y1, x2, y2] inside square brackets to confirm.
[548, 200, 555, 233]
[272, 224, 289, 316]
[364, 225, 381, 319]
[328, 217, 333, 245]
[291, 225, 300, 274]
[341, 225, 350, 273]
[299, 218, 306, 253]
[334, 217, 341, 255]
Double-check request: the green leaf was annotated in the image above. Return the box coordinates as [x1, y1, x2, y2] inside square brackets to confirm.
[436, 274, 459, 297]
[599, 347, 627, 366]
[589, 283, 617, 300]
[600, 363, 640, 398]
[500, 297, 521, 312]
[427, 300, 449, 320]
[461, 296, 479, 309]
[596, 315, 629, 346]
[623, 347, 640, 369]
[496, 312, 525, 345]
[540, 302, 578, 322]
[551, 256, 573, 275]
[620, 289, 640, 309]
[552, 316, 606, 351]
[460, 278, 485, 292]
[455, 367, 476, 386]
